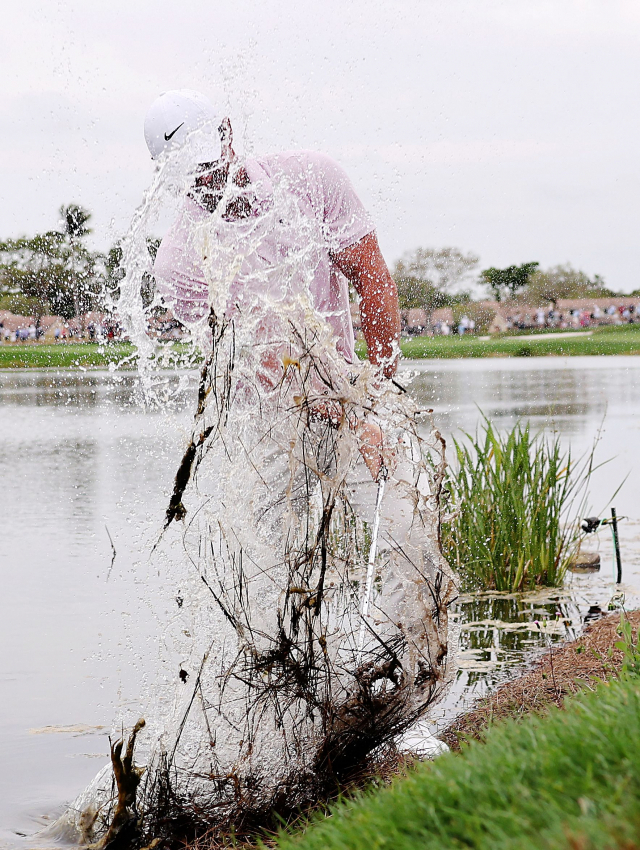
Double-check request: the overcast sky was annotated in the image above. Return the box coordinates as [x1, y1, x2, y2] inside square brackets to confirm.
[1, 0, 639, 291]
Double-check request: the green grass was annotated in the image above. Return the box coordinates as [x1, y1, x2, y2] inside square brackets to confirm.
[2, 324, 639, 370]
[0, 341, 206, 369]
[356, 323, 640, 359]
[0, 342, 136, 369]
[441, 418, 593, 592]
[274, 673, 640, 850]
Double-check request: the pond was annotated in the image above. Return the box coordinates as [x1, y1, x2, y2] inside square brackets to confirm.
[1, 356, 639, 843]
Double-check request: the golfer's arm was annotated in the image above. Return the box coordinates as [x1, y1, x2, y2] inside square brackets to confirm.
[332, 232, 401, 378]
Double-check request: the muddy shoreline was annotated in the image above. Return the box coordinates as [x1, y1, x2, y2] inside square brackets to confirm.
[442, 608, 640, 750]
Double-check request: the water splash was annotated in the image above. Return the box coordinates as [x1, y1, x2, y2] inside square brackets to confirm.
[52, 144, 457, 843]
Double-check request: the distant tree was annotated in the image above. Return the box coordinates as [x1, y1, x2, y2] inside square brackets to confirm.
[480, 262, 539, 302]
[452, 302, 496, 335]
[58, 205, 99, 321]
[0, 205, 103, 324]
[0, 292, 44, 319]
[61, 203, 91, 240]
[104, 243, 125, 304]
[525, 264, 614, 306]
[393, 247, 479, 316]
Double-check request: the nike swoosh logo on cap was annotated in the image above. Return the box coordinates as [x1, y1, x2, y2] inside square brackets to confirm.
[164, 122, 184, 141]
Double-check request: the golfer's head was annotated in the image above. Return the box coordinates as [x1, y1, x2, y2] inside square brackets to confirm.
[144, 90, 224, 164]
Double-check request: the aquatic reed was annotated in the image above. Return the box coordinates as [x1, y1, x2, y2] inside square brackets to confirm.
[441, 417, 594, 591]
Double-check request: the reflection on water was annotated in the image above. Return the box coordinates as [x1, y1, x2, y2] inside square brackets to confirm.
[403, 355, 640, 441]
[1, 357, 639, 841]
[440, 590, 580, 723]
[457, 591, 578, 675]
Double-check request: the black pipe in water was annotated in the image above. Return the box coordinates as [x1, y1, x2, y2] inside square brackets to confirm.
[611, 507, 622, 584]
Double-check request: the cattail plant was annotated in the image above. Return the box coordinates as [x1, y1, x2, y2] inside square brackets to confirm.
[442, 418, 598, 592]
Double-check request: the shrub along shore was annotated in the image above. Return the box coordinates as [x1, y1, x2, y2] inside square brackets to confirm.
[442, 418, 593, 593]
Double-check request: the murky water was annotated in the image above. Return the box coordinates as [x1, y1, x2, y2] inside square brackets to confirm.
[1, 356, 639, 843]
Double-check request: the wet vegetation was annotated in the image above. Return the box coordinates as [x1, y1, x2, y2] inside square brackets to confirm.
[441, 418, 594, 592]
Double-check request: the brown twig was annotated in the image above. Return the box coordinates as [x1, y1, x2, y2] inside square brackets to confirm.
[89, 719, 146, 849]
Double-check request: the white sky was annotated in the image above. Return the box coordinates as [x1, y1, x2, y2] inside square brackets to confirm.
[1, 0, 639, 291]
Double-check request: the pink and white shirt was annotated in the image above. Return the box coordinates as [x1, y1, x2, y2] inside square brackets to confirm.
[153, 151, 374, 363]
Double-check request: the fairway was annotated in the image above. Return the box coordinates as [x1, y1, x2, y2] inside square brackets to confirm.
[358, 324, 640, 359]
[2, 325, 640, 370]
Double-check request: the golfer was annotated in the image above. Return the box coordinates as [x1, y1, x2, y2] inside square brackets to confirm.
[145, 86, 454, 780]
[143, 91, 455, 655]
[145, 90, 400, 383]
[40, 90, 455, 848]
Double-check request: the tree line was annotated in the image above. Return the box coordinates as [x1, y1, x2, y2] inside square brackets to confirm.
[393, 249, 621, 314]
[0, 205, 128, 326]
[0, 206, 628, 325]
[0, 205, 157, 327]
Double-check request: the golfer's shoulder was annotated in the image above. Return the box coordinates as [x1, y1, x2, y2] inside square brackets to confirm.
[261, 150, 352, 188]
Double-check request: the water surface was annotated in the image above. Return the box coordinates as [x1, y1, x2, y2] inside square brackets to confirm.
[1, 357, 639, 842]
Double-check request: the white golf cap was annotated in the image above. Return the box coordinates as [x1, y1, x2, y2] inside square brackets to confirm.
[144, 90, 222, 162]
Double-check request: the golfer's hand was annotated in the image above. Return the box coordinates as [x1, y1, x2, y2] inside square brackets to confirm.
[356, 421, 386, 481]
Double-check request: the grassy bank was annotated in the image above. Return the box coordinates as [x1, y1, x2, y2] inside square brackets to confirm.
[274, 618, 640, 850]
[0, 342, 136, 369]
[357, 323, 640, 359]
